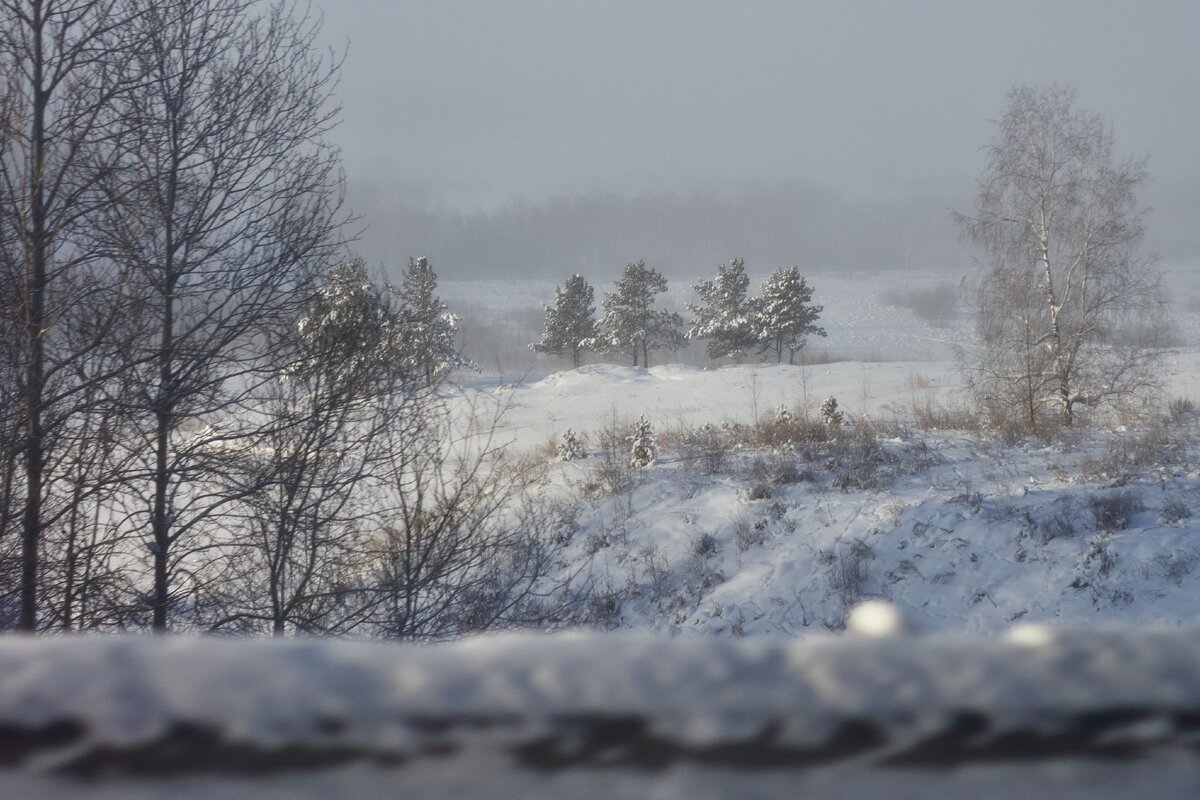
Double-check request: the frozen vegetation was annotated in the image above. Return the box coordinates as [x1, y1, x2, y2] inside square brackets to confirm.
[3, 3, 1200, 794]
[5, 263, 1200, 795]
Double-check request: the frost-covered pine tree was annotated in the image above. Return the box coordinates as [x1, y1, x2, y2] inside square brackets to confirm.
[756, 268, 826, 364]
[590, 260, 687, 367]
[297, 258, 412, 391]
[687, 258, 762, 361]
[820, 396, 844, 429]
[530, 274, 596, 368]
[557, 428, 588, 461]
[628, 415, 656, 467]
[395, 256, 474, 386]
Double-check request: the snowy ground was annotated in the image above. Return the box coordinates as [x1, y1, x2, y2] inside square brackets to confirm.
[435, 265, 1200, 638]
[535, 420, 1200, 636]
[7, 268, 1200, 798]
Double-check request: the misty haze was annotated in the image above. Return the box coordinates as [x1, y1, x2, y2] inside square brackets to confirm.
[2, 2, 1200, 798]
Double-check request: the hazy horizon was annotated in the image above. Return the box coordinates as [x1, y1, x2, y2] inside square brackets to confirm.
[315, 1, 1200, 277]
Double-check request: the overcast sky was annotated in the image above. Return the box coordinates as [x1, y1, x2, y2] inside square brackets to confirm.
[315, 1, 1200, 212]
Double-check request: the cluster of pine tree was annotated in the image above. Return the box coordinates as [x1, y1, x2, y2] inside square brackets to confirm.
[689, 259, 826, 365]
[530, 259, 825, 369]
[531, 261, 685, 368]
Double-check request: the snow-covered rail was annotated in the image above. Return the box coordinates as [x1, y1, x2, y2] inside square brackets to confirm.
[2, 629, 1200, 798]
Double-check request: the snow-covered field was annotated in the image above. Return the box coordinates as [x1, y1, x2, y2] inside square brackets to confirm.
[6, 267, 1200, 799]
[443, 264, 1200, 374]
[437, 265, 1200, 637]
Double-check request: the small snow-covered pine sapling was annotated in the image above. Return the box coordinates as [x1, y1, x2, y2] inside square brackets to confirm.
[557, 428, 588, 461]
[629, 415, 657, 468]
[820, 396, 844, 429]
[776, 404, 791, 422]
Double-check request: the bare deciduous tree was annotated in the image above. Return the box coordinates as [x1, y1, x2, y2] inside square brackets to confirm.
[0, 0, 142, 629]
[210, 260, 415, 635]
[361, 397, 562, 642]
[957, 86, 1164, 431]
[94, 0, 344, 630]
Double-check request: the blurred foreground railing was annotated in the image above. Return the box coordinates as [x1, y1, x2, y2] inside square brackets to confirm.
[2, 627, 1200, 798]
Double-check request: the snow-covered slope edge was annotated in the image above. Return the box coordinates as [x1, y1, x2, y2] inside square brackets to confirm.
[3, 631, 1200, 797]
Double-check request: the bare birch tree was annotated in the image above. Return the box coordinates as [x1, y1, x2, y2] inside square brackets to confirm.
[94, 0, 344, 630]
[0, 0, 142, 629]
[957, 86, 1164, 431]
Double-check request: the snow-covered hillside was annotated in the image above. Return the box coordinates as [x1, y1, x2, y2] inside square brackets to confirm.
[3, 275, 1199, 799]
[536, 422, 1200, 635]
[435, 266, 1200, 637]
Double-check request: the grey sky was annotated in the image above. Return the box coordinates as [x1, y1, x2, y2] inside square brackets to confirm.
[318, 1, 1200, 211]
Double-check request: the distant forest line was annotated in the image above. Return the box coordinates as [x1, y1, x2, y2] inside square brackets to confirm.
[349, 179, 1200, 280]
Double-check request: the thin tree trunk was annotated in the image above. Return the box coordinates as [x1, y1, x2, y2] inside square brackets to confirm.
[20, 4, 49, 631]
[151, 189, 177, 632]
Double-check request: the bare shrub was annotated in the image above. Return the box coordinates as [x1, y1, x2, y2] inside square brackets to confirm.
[547, 502, 580, 546]
[1084, 534, 1118, 579]
[590, 413, 636, 496]
[907, 396, 981, 432]
[692, 531, 721, 558]
[359, 398, 569, 642]
[1037, 499, 1077, 544]
[682, 535, 725, 604]
[719, 420, 754, 447]
[583, 587, 623, 630]
[796, 349, 843, 366]
[1139, 551, 1196, 585]
[824, 538, 874, 614]
[746, 483, 772, 501]
[1088, 491, 1145, 531]
[1168, 397, 1196, 421]
[948, 487, 984, 515]
[733, 514, 768, 553]
[676, 422, 732, 474]
[583, 531, 611, 556]
[829, 425, 900, 492]
[1160, 499, 1192, 524]
[755, 409, 828, 449]
[636, 544, 677, 606]
[750, 454, 815, 487]
[1082, 426, 1184, 483]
